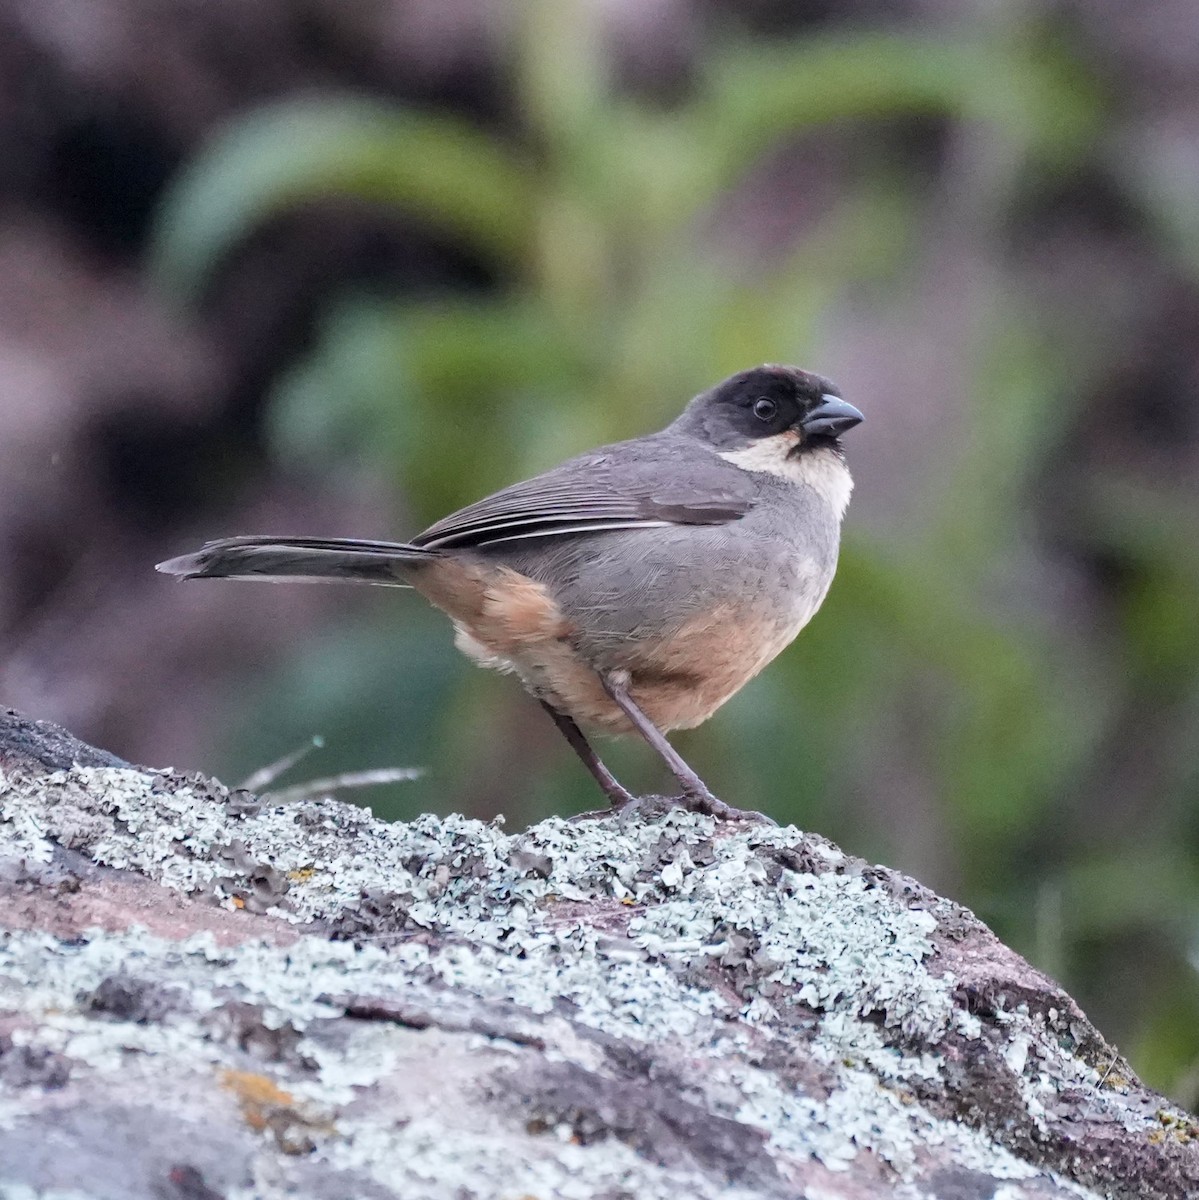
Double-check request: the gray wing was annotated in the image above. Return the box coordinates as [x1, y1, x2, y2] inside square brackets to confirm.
[412, 436, 755, 550]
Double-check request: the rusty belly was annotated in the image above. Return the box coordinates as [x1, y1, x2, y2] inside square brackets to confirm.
[457, 597, 814, 735]
[421, 544, 830, 735]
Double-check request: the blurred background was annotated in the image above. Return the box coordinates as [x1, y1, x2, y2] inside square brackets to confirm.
[2, 0, 1199, 1101]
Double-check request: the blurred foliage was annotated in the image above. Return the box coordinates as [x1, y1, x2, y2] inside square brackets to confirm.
[150, 8, 1199, 1103]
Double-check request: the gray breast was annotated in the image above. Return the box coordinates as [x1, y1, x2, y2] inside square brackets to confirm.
[488, 471, 842, 657]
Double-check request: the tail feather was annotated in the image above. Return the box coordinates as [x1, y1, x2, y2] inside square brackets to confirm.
[155, 536, 436, 586]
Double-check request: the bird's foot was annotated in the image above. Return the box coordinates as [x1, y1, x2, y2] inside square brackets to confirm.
[570, 789, 774, 825]
[677, 786, 776, 825]
[569, 783, 641, 822]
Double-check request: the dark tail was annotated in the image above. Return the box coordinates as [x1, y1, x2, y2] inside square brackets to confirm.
[155, 535, 437, 586]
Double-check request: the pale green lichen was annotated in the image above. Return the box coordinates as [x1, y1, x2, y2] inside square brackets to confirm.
[0, 764, 1144, 1198]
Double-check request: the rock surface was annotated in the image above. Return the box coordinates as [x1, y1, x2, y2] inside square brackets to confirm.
[0, 707, 1195, 1200]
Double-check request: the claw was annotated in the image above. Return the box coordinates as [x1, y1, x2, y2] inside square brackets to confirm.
[679, 789, 776, 824]
[570, 790, 773, 825]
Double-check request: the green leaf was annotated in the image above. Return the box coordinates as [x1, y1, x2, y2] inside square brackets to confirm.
[693, 32, 1101, 205]
[150, 96, 536, 297]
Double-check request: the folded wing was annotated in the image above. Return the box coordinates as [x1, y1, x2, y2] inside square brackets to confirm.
[413, 441, 755, 550]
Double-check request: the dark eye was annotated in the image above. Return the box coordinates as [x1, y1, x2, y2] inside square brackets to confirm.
[752, 397, 777, 422]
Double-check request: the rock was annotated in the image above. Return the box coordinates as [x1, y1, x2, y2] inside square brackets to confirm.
[0, 708, 1195, 1199]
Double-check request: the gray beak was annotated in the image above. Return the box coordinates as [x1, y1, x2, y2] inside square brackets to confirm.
[800, 394, 864, 438]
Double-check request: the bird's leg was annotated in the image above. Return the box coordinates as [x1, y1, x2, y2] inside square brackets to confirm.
[538, 700, 635, 810]
[599, 672, 772, 824]
[600, 673, 711, 800]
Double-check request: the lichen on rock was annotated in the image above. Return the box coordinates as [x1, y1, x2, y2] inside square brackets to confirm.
[0, 712, 1196, 1199]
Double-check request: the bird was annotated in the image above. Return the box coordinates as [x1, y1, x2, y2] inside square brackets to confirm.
[157, 365, 863, 820]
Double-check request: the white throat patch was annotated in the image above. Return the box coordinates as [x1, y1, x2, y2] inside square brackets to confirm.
[719, 435, 854, 521]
